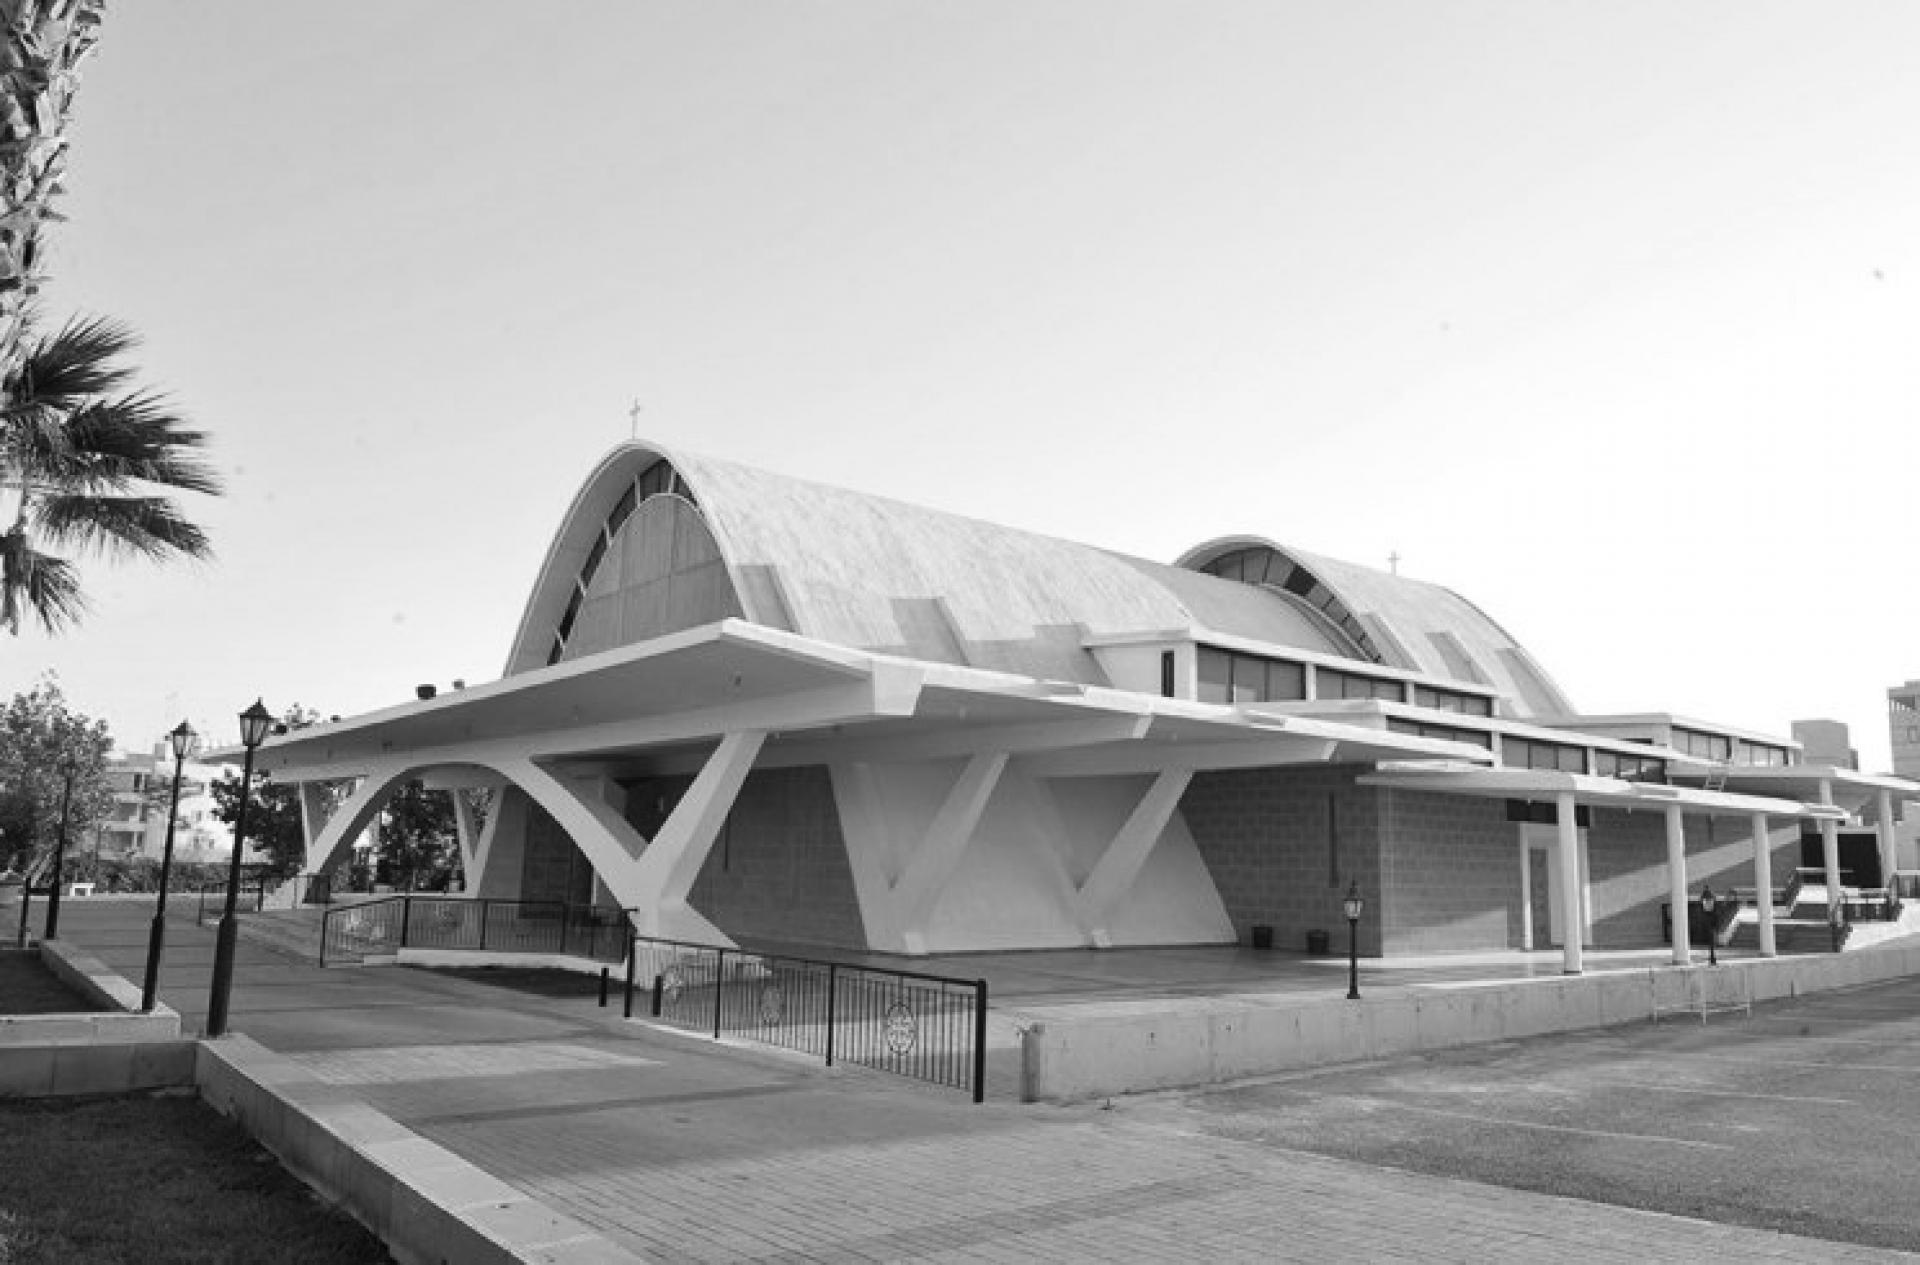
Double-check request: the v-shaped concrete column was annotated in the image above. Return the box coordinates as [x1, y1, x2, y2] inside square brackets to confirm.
[891, 753, 1008, 954]
[497, 731, 767, 945]
[1076, 769, 1193, 948]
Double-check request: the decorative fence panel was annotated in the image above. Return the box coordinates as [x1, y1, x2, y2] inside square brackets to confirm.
[319, 897, 631, 966]
[630, 935, 988, 1102]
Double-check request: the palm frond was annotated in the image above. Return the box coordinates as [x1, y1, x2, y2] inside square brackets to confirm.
[30, 494, 213, 563]
[26, 393, 223, 496]
[0, 528, 88, 634]
[7, 315, 140, 408]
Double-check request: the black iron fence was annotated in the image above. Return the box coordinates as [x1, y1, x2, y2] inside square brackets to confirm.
[318, 896, 632, 966]
[627, 935, 988, 1103]
[193, 877, 269, 926]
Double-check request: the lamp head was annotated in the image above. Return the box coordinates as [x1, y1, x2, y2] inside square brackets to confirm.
[237, 699, 274, 750]
[1342, 879, 1364, 922]
[167, 720, 197, 762]
[1699, 884, 1716, 913]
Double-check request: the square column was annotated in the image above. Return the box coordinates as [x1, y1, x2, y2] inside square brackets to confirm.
[1818, 779, 1843, 918]
[1557, 791, 1583, 975]
[1664, 806, 1690, 967]
[1752, 812, 1777, 958]
[1876, 790, 1898, 890]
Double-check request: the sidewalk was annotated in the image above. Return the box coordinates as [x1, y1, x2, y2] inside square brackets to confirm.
[45, 900, 1913, 1262]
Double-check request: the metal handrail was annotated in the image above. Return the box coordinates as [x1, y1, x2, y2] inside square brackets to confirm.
[318, 895, 633, 966]
[629, 932, 989, 1103]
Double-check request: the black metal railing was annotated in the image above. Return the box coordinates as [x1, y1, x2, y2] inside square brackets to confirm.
[628, 935, 988, 1103]
[193, 877, 268, 926]
[1893, 872, 1920, 901]
[318, 896, 632, 966]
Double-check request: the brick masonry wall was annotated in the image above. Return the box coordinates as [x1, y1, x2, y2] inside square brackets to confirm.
[517, 802, 594, 905]
[624, 766, 868, 951]
[1377, 789, 1519, 954]
[1180, 767, 1385, 954]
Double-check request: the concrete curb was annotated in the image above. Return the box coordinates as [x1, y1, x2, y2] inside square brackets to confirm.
[1019, 943, 1920, 1101]
[0, 941, 180, 1047]
[195, 1035, 644, 1264]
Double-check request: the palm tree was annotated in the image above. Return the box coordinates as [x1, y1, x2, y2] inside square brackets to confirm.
[0, 1, 109, 379]
[1, 314, 222, 633]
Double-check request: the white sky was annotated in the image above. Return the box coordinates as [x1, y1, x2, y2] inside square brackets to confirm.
[10, 2, 1920, 766]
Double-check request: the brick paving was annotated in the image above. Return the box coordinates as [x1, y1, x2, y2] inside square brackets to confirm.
[45, 900, 1918, 1262]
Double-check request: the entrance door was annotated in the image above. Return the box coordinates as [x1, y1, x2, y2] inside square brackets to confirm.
[1520, 824, 1591, 948]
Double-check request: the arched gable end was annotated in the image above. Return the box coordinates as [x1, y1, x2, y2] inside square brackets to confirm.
[1176, 536, 1575, 718]
[505, 444, 754, 677]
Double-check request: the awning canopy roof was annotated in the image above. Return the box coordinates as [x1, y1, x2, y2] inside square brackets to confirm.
[1358, 765, 1845, 821]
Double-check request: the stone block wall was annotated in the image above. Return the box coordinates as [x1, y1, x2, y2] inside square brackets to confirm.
[1179, 767, 1384, 953]
[1588, 809, 1800, 948]
[1376, 789, 1519, 954]
[517, 801, 594, 906]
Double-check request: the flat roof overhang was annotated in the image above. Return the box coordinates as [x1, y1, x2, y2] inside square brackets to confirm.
[1357, 766, 1845, 821]
[233, 619, 1498, 784]
[1675, 765, 1920, 813]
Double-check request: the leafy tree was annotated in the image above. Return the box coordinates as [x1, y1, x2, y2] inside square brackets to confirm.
[0, 675, 111, 874]
[209, 704, 328, 880]
[377, 780, 460, 892]
[1, 315, 224, 633]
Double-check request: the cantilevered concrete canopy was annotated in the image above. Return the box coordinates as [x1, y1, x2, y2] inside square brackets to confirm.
[254, 618, 1495, 948]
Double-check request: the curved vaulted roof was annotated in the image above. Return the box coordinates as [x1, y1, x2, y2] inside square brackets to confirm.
[1177, 536, 1574, 717]
[506, 442, 1569, 717]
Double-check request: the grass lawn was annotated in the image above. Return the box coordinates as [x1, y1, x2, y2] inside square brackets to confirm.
[0, 1094, 393, 1264]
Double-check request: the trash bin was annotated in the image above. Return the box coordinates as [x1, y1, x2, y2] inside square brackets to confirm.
[1305, 928, 1330, 955]
[1251, 924, 1274, 950]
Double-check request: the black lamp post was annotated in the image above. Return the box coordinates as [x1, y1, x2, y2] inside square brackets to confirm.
[1699, 884, 1717, 967]
[206, 700, 273, 1038]
[140, 721, 197, 1012]
[41, 761, 77, 942]
[1343, 880, 1364, 1000]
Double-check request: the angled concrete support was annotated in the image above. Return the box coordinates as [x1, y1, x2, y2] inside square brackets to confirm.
[303, 762, 413, 878]
[627, 731, 766, 916]
[1664, 806, 1690, 967]
[891, 753, 1009, 953]
[1076, 769, 1192, 947]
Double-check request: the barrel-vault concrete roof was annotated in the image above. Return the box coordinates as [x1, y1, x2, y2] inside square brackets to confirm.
[505, 442, 1567, 714]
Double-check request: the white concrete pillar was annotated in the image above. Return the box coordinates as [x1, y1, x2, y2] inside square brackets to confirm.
[1517, 832, 1533, 951]
[1752, 811, 1777, 958]
[1876, 790, 1898, 889]
[1818, 780, 1843, 918]
[1557, 791, 1583, 975]
[1664, 806, 1690, 967]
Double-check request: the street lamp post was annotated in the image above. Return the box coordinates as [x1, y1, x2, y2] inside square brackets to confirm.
[41, 762, 76, 941]
[1343, 880, 1364, 1001]
[140, 721, 197, 1012]
[206, 700, 273, 1038]
[1699, 884, 1718, 967]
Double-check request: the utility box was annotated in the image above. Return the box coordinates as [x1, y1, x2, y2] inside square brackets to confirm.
[1250, 924, 1274, 950]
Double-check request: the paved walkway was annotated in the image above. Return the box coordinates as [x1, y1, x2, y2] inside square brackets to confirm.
[42, 900, 1914, 1262]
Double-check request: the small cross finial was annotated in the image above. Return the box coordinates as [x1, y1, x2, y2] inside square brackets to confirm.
[1388, 551, 1401, 575]
[628, 399, 643, 439]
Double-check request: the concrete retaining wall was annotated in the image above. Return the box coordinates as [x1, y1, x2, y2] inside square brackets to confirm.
[195, 1036, 638, 1264]
[0, 942, 180, 1047]
[1019, 945, 1920, 1102]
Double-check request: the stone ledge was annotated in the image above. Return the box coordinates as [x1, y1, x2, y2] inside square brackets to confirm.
[0, 942, 181, 1046]
[1018, 943, 1920, 1102]
[196, 1035, 644, 1264]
